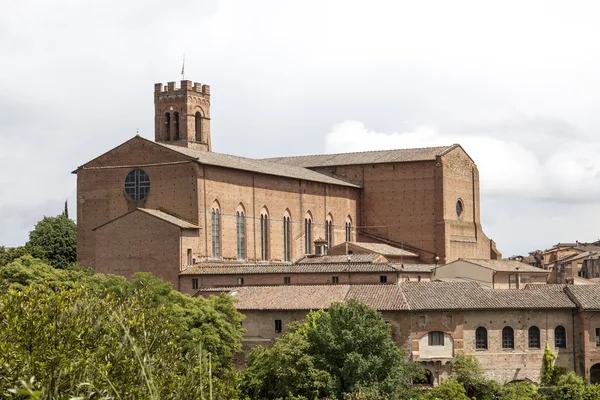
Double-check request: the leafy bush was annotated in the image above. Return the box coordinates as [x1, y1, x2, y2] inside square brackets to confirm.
[241, 300, 420, 400]
[0, 258, 244, 399]
[25, 213, 76, 269]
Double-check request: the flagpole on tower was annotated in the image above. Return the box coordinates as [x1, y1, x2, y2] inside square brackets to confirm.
[181, 54, 185, 81]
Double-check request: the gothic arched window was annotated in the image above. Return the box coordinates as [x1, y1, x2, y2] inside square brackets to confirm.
[326, 214, 333, 249]
[283, 213, 291, 262]
[236, 211, 245, 260]
[211, 206, 220, 259]
[304, 215, 312, 255]
[260, 211, 269, 261]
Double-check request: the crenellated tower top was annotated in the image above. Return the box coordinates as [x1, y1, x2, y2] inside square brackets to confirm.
[154, 80, 211, 151]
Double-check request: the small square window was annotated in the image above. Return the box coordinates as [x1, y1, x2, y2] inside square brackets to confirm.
[237, 277, 244, 285]
[284, 276, 291, 285]
[445, 314, 453, 325]
[380, 275, 388, 283]
[428, 331, 444, 346]
[192, 278, 198, 289]
[418, 315, 426, 325]
[275, 319, 282, 333]
[596, 328, 600, 347]
[332, 276, 339, 284]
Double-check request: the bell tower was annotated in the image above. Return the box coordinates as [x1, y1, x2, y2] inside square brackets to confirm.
[154, 80, 211, 152]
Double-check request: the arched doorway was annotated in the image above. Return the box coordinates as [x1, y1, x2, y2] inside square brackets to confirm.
[590, 364, 600, 384]
[414, 369, 434, 386]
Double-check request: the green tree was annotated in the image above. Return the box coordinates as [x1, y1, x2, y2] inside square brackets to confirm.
[25, 213, 76, 269]
[240, 324, 330, 400]
[498, 381, 540, 400]
[241, 300, 419, 400]
[451, 353, 500, 399]
[420, 379, 469, 400]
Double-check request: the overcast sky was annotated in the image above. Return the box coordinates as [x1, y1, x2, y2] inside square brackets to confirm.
[1, 0, 599, 256]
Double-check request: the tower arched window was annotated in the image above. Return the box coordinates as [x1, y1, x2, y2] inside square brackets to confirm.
[236, 211, 245, 260]
[529, 326, 541, 348]
[164, 113, 171, 141]
[173, 112, 180, 140]
[283, 213, 291, 262]
[555, 325, 567, 349]
[195, 111, 202, 142]
[260, 211, 269, 261]
[475, 327, 488, 349]
[304, 216, 312, 255]
[502, 326, 514, 349]
[211, 207, 220, 259]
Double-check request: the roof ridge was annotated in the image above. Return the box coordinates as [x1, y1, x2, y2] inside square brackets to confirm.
[261, 144, 456, 161]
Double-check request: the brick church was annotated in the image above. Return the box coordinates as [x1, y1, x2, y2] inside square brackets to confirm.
[74, 79, 500, 289]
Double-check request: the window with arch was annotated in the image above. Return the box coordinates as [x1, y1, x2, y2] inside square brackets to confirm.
[345, 216, 352, 242]
[502, 326, 514, 349]
[211, 206, 220, 259]
[529, 326, 541, 348]
[326, 215, 333, 249]
[173, 112, 180, 140]
[283, 213, 291, 262]
[304, 215, 312, 255]
[164, 113, 171, 140]
[195, 111, 202, 142]
[236, 210, 245, 260]
[555, 325, 567, 349]
[475, 327, 488, 349]
[260, 210, 269, 261]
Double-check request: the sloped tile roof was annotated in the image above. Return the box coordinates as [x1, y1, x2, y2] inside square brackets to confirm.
[347, 285, 409, 310]
[566, 286, 600, 309]
[137, 208, 200, 229]
[347, 242, 419, 257]
[180, 262, 398, 275]
[297, 254, 384, 264]
[400, 281, 574, 310]
[262, 145, 458, 168]
[231, 285, 350, 310]
[227, 285, 410, 311]
[393, 264, 436, 272]
[157, 142, 360, 188]
[94, 208, 199, 230]
[458, 259, 548, 273]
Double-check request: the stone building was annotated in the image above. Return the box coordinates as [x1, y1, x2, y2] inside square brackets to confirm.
[74, 79, 499, 285]
[207, 281, 599, 385]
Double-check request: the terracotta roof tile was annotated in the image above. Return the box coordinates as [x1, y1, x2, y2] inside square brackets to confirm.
[157, 143, 360, 188]
[180, 262, 398, 275]
[400, 281, 574, 310]
[347, 242, 419, 257]
[231, 285, 350, 310]
[347, 285, 409, 310]
[137, 208, 200, 229]
[262, 145, 457, 167]
[459, 259, 548, 273]
[393, 264, 436, 272]
[566, 286, 600, 309]
[297, 254, 383, 264]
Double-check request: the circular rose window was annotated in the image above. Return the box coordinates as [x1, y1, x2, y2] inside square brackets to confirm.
[124, 169, 150, 201]
[456, 199, 464, 217]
